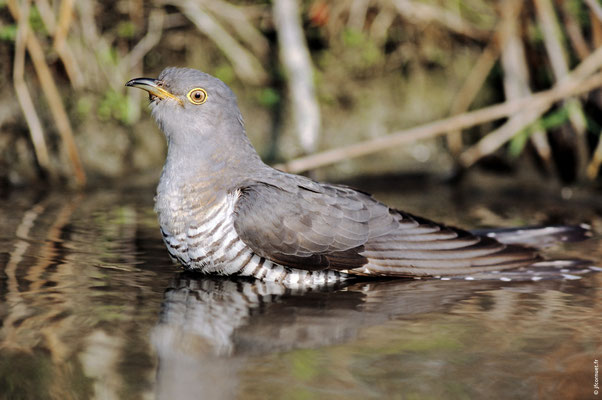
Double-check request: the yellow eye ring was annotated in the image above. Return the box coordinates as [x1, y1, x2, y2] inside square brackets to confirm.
[186, 88, 208, 105]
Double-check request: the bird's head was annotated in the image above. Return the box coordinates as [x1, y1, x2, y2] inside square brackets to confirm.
[126, 67, 245, 147]
[126, 67, 261, 177]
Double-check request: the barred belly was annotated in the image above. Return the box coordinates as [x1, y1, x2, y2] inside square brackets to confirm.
[159, 191, 347, 287]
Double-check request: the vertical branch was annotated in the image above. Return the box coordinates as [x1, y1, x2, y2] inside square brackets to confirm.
[13, 0, 52, 175]
[34, 0, 84, 89]
[347, 0, 369, 30]
[173, 0, 268, 85]
[560, 1, 591, 61]
[586, 131, 602, 179]
[53, 0, 84, 88]
[369, 7, 396, 46]
[33, 0, 56, 33]
[200, 0, 270, 60]
[585, 0, 602, 22]
[446, 33, 501, 155]
[499, 0, 552, 170]
[123, 9, 165, 71]
[7, 0, 87, 187]
[448, 1, 552, 167]
[122, 9, 165, 124]
[589, 6, 602, 176]
[534, 0, 589, 179]
[273, 0, 321, 155]
[75, 0, 129, 91]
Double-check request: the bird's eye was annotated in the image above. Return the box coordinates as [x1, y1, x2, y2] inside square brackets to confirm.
[186, 88, 208, 105]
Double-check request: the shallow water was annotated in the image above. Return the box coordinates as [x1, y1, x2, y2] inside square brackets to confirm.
[0, 182, 600, 400]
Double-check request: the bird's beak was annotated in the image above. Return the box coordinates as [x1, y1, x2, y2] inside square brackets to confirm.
[125, 77, 183, 105]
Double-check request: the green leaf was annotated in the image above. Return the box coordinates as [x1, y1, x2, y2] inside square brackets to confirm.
[342, 28, 365, 47]
[214, 65, 235, 84]
[507, 105, 570, 158]
[0, 24, 16, 41]
[28, 6, 47, 35]
[98, 89, 132, 124]
[117, 21, 136, 39]
[508, 127, 532, 159]
[538, 104, 570, 130]
[585, 113, 602, 134]
[256, 87, 280, 108]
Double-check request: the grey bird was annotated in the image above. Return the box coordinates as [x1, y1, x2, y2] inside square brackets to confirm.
[126, 67, 590, 286]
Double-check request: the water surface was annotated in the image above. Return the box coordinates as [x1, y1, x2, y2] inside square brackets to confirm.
[1, 182, 600, 399]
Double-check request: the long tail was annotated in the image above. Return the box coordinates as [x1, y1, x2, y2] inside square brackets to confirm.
[355, 211, 597, 280]
[470, 224, 593, 248]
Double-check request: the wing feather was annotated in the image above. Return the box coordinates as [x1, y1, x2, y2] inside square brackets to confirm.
[233, 179, 539, 276]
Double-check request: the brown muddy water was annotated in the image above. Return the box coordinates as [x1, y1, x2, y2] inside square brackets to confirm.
[0, 179, 601, 400]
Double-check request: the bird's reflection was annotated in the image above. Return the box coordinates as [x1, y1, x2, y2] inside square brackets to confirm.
[152, 274, 349, 357]
[150, 272, 583, 357]
[150, 271, 597, 399]
[147, 275, 444, 398]
[150, 274, 501, 399]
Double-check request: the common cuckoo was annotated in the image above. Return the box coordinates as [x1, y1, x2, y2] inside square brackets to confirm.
[126, 67, 591, 286]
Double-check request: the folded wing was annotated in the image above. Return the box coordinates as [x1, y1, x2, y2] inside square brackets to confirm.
[233, 180, 539, 277]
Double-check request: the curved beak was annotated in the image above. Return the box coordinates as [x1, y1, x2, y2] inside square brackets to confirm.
[125, 77, 182, 105]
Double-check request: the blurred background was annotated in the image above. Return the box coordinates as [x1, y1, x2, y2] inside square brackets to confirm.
[1, 0, 602, 189]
